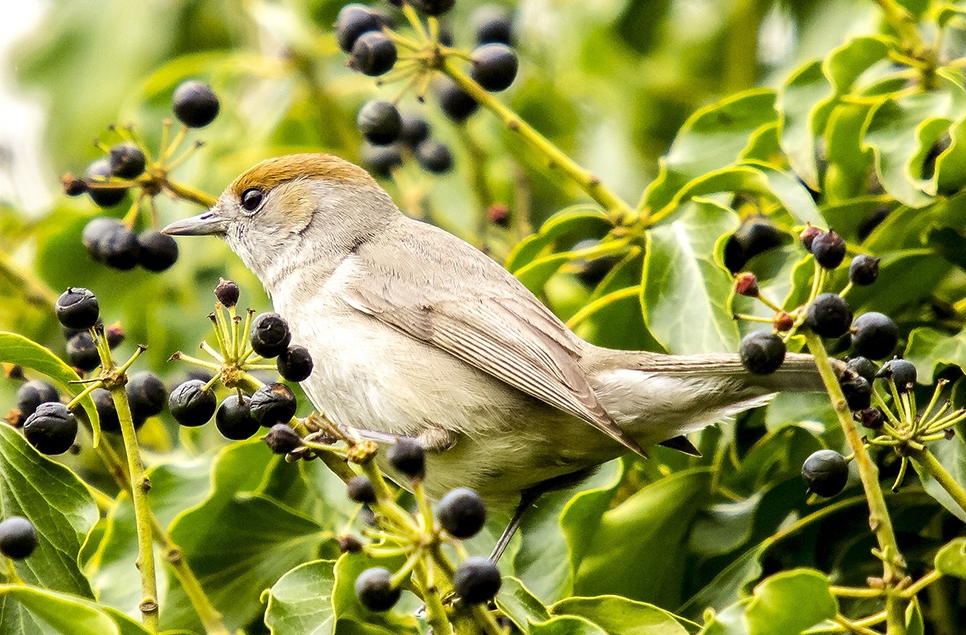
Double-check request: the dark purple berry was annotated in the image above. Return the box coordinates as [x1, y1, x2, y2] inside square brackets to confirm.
[91, 388, 121, 433]
[277, 345, 313, 382]
[168, 380, 217, 427]
[250, 313, 291, 358]
[56, 288, 99, 330]
[137, 231, 179, 272]
[335, 4, 382, 53]
[214, 278, 239, 308]
[398, 113, 430, 149]
[347, 476, 378, 504]
[841, 375, 872, 411]
[453, 557, 502, 603]
[846, 357, 877, 384]
[0, 517, 38, 560]
[126, 372, 167, 420]
[851, 312, 898, 360]
[857, 407, 885, 430]
[66, 331, 100, 372]
[437, 488, 487, 539]
[357, 100, 402, 146]
[249, 382, 297, 427]
[739, 331, 786, 375]
[215, 394, 260, 440]
[108, 143, 146, 179]
[349, 31, 397, 76]
[415, 139, 453, 174]
[85, 159, 128, 207]
[811, 229, 847, 269]
[436, 78, 478, 122]
[82, 218, 139, 270]
[362, 143, 403, 178]
[409, 0, 455, 17]
[849, 254, 880, 286]
[387, 439, 425, 481]
[877, 359, 917, 392]
[264, 423, 302, 454]
[802, 449, 849, 497]
[16, 380, 59, 422]
[472, 4, 513, 45]
[470, 43, 518, 92]
[355, 567, 401, 612]
[805, 293, 853, 338]
[800, 225, 821, 251]
[172, 81, 220, 128]
[23, 402, 77, 455]
[735, 218, 784, 260]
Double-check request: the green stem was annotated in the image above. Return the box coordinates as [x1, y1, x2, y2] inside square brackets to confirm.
[440, 60, 633, 222]
[0, 248, 58, 311]
[414, 559, 454, 635]
[905, 445, 966, 515]
[805, 331, 906, 635]
[162, 179, 217, 208]
[872, 0, 926, 53]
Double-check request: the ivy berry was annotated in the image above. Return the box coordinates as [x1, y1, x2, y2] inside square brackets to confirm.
[453, 557, 502, 604]
[215, 394, 260, 440]
[437, 488, 487, 539]
[802, 449, 849, 497]
[739, 331, 786, 375]
[0, 517, 39, 560]
[23, 402, 77, 455]
[387, 439, 425, 481]
[851, 312, 898, 360]
[805, 293, 853, 338]
[277, 345, 313, 382]
[172, 80, 220, 128]
[355, 567, 401, 612]
[250, 313, 292, 358]
[470, 44, 518, 92]
[357, 100, 402, 146]
[55, 288, 99, 330]
[168, 379, 217, 427]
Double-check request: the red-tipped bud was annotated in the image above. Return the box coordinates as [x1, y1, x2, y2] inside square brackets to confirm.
[800, 224, 821, 251]
[214, 278, 240, 308]
[62, 173, 88, 197]
[487, 204, 510, 227]
[734, 272, 759, 297]
[773, 311, 794, 332]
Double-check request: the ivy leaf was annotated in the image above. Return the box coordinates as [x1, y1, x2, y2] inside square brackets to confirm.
[551, 595, 694, 635]
[934, 537, 966, 578]
[0, 425, 97, 597]
[530, 615, 608, 635]
[0, 331, 100, 444]
[506, 205, 612, 274]
[777, 60, 831, 190]
[642, 198, 740, 354]
[0, 585, 151, 635]
[496, 576, 551, 631]
[744, 569, 838, 635]
[263, 560, 336, 635]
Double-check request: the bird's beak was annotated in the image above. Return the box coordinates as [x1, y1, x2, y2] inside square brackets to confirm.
[162, 210, 229, 236]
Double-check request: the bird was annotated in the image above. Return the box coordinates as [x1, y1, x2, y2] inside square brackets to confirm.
[163, 153, 844, 558]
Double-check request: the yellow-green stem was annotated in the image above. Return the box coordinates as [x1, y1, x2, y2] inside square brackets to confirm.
[162, 180, 217, 207]
[415, 559, 453, 635]
[0, 248, 58, 310]
[805, 330, 905, 635]
[872, 0, 926, 53]
[905, 445, 966, 515]
[440, 61, 633, 222]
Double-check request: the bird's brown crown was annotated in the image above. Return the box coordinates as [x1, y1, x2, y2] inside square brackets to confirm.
[228, 153, 376, 198]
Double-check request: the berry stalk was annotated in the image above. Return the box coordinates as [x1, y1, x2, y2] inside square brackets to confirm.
[904, 445, 966, 516]
[439, 60, 634, 223]
[805, 330, 907, 635]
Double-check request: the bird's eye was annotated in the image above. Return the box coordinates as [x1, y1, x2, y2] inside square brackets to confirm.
[241, 188, 264, 213]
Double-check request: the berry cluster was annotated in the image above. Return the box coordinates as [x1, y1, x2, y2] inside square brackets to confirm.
[350, 439, 501, 614]
[64, 80, 221, 273]
[336, 2, 518, 180]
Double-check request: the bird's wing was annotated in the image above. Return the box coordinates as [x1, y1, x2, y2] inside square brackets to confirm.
[340, 222, 646, 456]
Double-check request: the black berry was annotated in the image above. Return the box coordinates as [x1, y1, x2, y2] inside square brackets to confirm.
[335, 4, 381, 53]
[735, 218, 784, 260]
[436, 78, 479, 122]
[56, 288, 99, 330]
[172, 81, 220, 128]
[249, 382, 297, 427]
[398, 113, 430, 149]
[82, 218, 140, 270]
[846, 357, 877, 384]
[168, 380, 217, 427]
[16, 380, 59, 422]
[214, 278, 240, 308]
[347, 476, 378, 504]
[802, 449, 849, 497]
[415, 139, 453, 174]
[339, 535, 363, 553]
[85, 159, 128, 208]
[857, 407, 885, 430]
[387, 439, 425, 481]
[409, 0, 455, 17]
[126, 372, 167, 420]
[877, 359, 917, 392]
[66, 331, 101, 372]
[264, 423, 302, 454]
[800, 225, 821, 251]
[108, 143, 146, 179]
[453, 557, 502, 604]
[349, 31, 397, 76]
[62, 173, 87, 197]
[0, 517, 38, 560]
[811, 230, 847, 269]
[805, 293, 853, 338]
[137, 231, 179, 272]
[106, 325, 125, 349]
[851, 312, 898, 360]
[23, 402, 77, 455]
[437, 488, 487, 539]
[92, 388, 121, 433]
[355, 567, 401, 612]
[215, 394, 260, 440]
[841, 375, 872, 411]
[277, 345, 313, 382]
[849, 254, 880, 286]
[362, 143, 403, 178]
[472, 4, 513, 45]
[571, 239, 616, 286]
[357, 100, 402, 145]
[470, 44, 518, 92]
[250, 313, 292, 358]
[739, 331, 786, 375]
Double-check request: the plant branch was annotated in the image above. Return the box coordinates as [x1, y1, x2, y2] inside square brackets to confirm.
[905, 445, 966, 515]
[439, 60, 633, 222]
[872, 0, 926, 54]
[805, 330, 906, 635]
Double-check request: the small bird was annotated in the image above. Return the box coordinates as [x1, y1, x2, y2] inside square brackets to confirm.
[164, 153, 841, 556]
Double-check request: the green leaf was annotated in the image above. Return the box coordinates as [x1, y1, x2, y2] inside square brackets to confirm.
[0, 585, 150, 635]
[506, 206, 611, 274]
[530, 615, 608, 635]
[0, 331, 100, 443]
[496, 576, 551, 631]
[331, 553, 419, 634]
[0, 425, 97, 597]
[911, 438, 966, 523]
[905, 597, 924, 635]
[264, 560, 336, 635]
[643, 90, 779, 212]
[934, 537, 966, 578]
[697, 598, 752, 635]
[777, 61, 832, 190]
[680, 546, 765, 621]
[841, 249, 948, 319]
[744, 569, 837, 635]
[904, 326, 966, 381]
[569, 469, 713, 608]
[642, 199, 740, 354]
[551, 595, 693, 635]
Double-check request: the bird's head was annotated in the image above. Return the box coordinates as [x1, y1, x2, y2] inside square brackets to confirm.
[163, 153, 399, 287]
